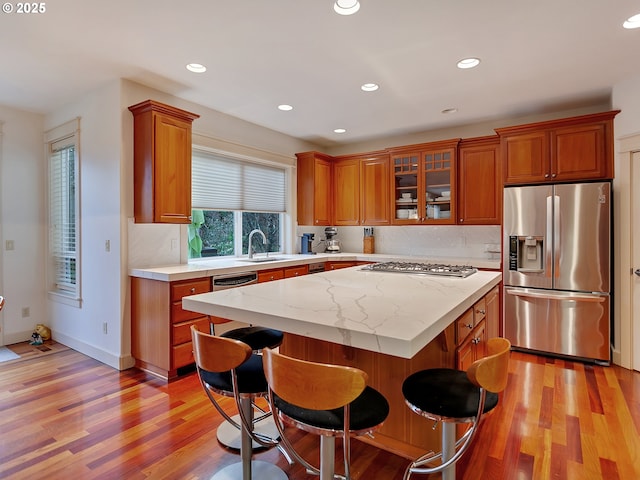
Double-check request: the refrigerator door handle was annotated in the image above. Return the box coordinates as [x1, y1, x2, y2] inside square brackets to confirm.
[545, 195, 554, 280]
[505, 287, 607, 303]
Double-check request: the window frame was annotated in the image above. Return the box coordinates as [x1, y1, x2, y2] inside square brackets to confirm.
[190, 146, 289, 260]
[45, 118, 81, 307]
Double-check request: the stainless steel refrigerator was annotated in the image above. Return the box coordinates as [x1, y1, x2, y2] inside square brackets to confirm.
[503, 181, 611, 363]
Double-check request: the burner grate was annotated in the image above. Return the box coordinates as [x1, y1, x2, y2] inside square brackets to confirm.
[362, 262, 477, 278]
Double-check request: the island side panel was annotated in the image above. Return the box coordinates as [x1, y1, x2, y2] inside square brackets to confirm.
[279, 322, 457, 459]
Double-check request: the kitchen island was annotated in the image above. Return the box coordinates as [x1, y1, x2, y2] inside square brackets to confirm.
[183, 264, 501, 457]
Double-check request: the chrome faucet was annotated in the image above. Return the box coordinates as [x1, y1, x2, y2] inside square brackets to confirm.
[247, 229, 267, 259]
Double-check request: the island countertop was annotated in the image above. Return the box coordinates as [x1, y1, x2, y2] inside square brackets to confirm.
[183, 265, 502, 359]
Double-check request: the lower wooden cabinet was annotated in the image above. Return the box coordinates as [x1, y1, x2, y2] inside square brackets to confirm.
[131, 277, 211, 380]
[258, 265, 309, 283]
[455, 286, 500, 370]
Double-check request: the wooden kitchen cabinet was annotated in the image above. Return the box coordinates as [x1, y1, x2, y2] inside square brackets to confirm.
[131, 276, 211, 380]
[388, 139, 460, 224]
[128, 100, 200, 224]
[497, 110, 619, 185]
[360, 153, 391, 225]
[284, 265, 309, 278]
[296, 151, 333, 226]
[332, 152, 391, 226]
[258, 268, 286, 283]
[455, 288, 498, 370]
[457, 136, 502, 224]
[333, 157, 360, 225]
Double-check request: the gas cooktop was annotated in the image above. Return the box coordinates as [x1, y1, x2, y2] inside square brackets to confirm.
[362, 262, 477, 278]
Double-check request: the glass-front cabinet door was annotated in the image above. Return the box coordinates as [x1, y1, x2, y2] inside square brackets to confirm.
[423, 147, 455, 222]
[390, 139, 459, 224]
[392, 152, 420, 222]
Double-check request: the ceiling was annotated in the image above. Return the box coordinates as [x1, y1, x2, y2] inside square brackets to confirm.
[1, 0, 639, 147]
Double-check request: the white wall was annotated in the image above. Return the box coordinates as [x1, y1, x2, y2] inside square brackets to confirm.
[43, 80, 127, 368]
[0, 106, 45, 345]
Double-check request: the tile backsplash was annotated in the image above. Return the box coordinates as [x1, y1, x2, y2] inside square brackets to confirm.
[128, 218, 501, 270]
[296, 225, 501, 260]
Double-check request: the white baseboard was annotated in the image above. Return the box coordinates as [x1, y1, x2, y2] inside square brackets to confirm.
[5, 329, 135, 371]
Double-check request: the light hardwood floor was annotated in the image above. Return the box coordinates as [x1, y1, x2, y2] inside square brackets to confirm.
[0, 347, 638, 479]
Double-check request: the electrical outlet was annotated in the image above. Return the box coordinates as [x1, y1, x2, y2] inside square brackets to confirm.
[21, 307, 30, 318]
[102, 322, 108, 334]
[5, 240, 14, 251]
[171, 238, 178, 250]
[105, 240, 110, 252]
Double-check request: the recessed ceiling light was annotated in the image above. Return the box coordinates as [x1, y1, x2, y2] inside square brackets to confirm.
[361, 83, 379, 92]
[186, 63, 207, 73]
[623, 13, 640, 29]
[442, 108, 458, 114]
[278, 104, 293, 111]
[334, 128, 347, 134]
[334, 0, 360, 16]
[457, 58, 480, 69]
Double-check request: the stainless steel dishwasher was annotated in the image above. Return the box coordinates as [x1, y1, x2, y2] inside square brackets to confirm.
[210, 271, 258, 335]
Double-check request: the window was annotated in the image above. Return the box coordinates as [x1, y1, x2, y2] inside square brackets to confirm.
[46, 118, 80, 306]
[190, 150, 286, 258]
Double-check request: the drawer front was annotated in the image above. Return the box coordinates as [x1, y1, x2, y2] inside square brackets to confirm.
[258, 269, 285, 283]
[473, 297, 487, 326]
[172, 341, 196, 369]
[172, 302, 205, 323]
[173, 316, 210, 346]
[171, 278, 211, 301]
[456, 308, 475, 345]
[284, 265, 308, 278]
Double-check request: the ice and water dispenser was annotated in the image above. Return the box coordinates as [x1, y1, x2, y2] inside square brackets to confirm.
[508, 235, 544, 272]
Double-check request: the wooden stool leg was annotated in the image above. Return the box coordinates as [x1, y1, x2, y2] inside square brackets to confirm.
[441, 422, 456, 480]
[319, 435, 335, 480]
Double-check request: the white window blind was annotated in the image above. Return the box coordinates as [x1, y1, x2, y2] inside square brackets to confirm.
[50, 139, 77, 293]
[192, 151, 286, 212]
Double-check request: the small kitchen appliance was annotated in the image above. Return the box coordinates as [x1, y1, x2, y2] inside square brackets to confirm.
[324, 227, 341, 253]
[301, 233, 315, 254]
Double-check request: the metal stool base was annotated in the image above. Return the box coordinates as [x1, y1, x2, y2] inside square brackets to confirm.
[217, 414, 279, 450]
[210, 460, 288, 480]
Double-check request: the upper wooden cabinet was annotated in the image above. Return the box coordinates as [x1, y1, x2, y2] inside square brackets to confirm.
[296, 152, 333, 226]
[129, 100, 200, 223]
[457, 136, 502, 225]
[496, 110, 619, 185]
[333, 152, 391, 226]
[388, 139, 460, 224]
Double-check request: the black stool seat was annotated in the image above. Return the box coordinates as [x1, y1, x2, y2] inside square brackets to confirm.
[199, 353, 268, 395]
[403, 368, 499, 420]
[273, 385, 389, 432]
[221, 326, 284, 351]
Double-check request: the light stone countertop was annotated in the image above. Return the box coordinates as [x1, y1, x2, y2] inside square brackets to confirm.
[182, 265, 502, 359]
[130, 252, 501, 282]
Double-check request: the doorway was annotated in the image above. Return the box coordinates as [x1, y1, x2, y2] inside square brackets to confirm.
[616, 134, 640, 371]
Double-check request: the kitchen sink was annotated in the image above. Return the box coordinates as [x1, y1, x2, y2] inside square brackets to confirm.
[239, 257, 284, 263]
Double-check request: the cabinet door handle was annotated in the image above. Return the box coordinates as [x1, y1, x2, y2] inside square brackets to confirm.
[472, 337, 481, 345]
[190, 287, 195, 293]
[551, 173, 557, 178]
[544, 173, 550, 178]
[476, 309, 485, 315]
[635, 269, 640, 276]
[465, 323, 473, 329]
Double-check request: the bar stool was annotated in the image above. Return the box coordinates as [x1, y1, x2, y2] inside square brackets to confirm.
[262, 347, 390, 480]
[211, 322, 284, 450]
[190, 325, 288, 480]
[401, 337, 511, 480]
